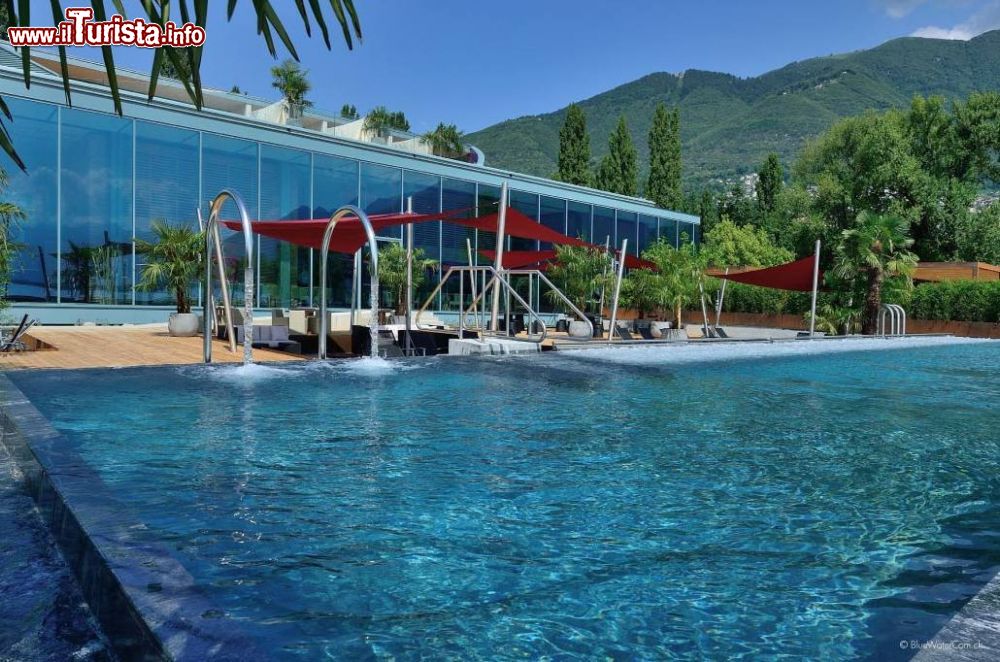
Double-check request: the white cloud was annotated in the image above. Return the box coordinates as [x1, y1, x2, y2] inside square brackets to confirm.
[882, 0, 929, 18]
[910, 0, 1000, 39]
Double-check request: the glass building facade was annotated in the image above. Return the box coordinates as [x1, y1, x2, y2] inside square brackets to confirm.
[0, 66, 699, 323]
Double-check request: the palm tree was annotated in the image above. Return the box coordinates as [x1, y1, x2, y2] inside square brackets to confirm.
[376, 243, 437, 316]
[271, 60, 312, 118]
[833, 212, 918, 334]
[362, 107, 410, 139]
[135, 221, 205, 314]
[2, 2, 362, 169]
[643, 239, 705, 329]
[0, 168, 26, 307]
[421, 123, 465, 158]
[546, 245, 612, 314]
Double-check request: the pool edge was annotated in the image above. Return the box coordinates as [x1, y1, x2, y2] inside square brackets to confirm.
[0, 373, 267, 661]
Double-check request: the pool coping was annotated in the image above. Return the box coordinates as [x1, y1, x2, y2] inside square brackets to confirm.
[0, 373, 267, 661]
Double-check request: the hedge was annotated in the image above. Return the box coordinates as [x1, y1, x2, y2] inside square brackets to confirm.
[717, 280, 1000, 323]
[909, 281, 1000, 323]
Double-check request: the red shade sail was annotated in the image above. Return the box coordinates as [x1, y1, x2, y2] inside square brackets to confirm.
[478, 249, 558, 269]
[716, 256, 820, 292]
[454, 209, 591, 248]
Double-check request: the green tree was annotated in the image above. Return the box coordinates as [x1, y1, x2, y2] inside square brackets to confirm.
[595, 116, 639, 196]
[646, 104, 683, 209]
[421, 123, 465, 158]
[701, 219, 793, 268]
[755, 153, 783, 214]
[546, 245, 612, 314]
[0, 2, 363, 170]
[363, 106, 411, 138]
[340, 104, 359, 120]
[621, 268, 664, 319]
[158, 47, 190, 81]
[642, 239, 705, 329]
[718, 181, 757, 227]
[0, 169, 26, 311]
[376, 243, 437, 315]
[135, 221, 205, 314]
[956, 203, 1000, 266]
[833, 212, 918, 335]
[271, 59, 312, 116]
[556, 104, 592, 186]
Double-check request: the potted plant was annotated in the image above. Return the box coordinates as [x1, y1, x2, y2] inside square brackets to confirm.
[136, 220, 204, 337]
[377, 242, 437, 323]
[271, 59, 312, 121]
[546, 244, 612, 337]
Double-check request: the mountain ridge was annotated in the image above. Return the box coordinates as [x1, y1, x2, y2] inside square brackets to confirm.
[466, 30, 1000, 188]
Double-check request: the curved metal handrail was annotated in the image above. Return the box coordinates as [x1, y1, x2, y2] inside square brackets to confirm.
[319, 205, 379, 359]
[203, 189, 255, 364]
[878, 303, 907, 337]
[506, 269, 594, 338]
[414, 266, 548, 345]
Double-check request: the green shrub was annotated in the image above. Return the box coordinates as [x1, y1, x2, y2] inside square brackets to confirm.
[909, 281, 1000, 322]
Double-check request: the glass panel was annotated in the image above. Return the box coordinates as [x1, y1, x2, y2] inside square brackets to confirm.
[441, 178, 475, 265]
[201, 133, 258, 306]
[691, 223, 701, 245]
[475, 184, 500, 258]
[637, 214, 658, 256]
[616, 211, 637, 255]
[60, 108, 133, 305]
[313, 154, 358, 216]
[539, 196, 566, 250]
[403, 171, 441, 309]
[593, 206, 614, 248]
[134, 121, 199, 305]
[361, 162, 402, 239]
[660, 218, 679, 249]
[313, 155, 359, 308]
[1, 99, 58, 303]
[679, 222, 694, 245]
[566, 201, 591, 244]
[259, 145, 311, 308]
[509, 190, 538, 251]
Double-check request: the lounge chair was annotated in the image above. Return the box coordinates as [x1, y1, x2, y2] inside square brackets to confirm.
[1, 314, 35, 352]
[615, 325, 635, 340]
[638, 325, 656, 340]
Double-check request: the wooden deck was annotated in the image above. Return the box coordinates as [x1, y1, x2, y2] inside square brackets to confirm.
[0, 326, 306, 370]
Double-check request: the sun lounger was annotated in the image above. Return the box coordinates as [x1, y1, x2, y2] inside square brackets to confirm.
[1, 314, 35, 352]
[615, 325, 635, 340]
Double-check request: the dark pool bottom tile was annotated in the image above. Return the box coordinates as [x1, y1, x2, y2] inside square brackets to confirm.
[0, 444, 112, 662]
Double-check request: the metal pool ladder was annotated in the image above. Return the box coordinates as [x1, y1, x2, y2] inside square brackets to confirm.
[878, 303, 907, 337]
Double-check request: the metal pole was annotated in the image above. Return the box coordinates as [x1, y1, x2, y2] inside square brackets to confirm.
[198, 208, 236, 352]
[597, 235, 610, 319]
[809, 239, 821, 338]
[715, 267, 729, 329]
[699, 279, 710, 338]
[405, 197, 414, 354]
[608, 239, 627, 342]
[466, 237, 479, 328]
[490, 181, 509, 331]
[320, 206, 379, 359]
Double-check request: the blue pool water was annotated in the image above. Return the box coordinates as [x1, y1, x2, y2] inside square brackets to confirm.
[9, 338, 1000, 659]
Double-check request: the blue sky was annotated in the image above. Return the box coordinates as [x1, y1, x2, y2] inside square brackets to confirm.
[33, 0, 1000, 133]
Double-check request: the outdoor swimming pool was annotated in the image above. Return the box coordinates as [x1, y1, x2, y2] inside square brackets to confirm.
[7, 337, 1000, 659]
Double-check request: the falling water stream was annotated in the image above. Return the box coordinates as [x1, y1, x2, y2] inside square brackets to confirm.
[368, 269, 379, 359]
[243, 266, 254, 364]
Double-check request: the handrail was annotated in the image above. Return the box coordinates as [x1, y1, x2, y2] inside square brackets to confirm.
[506, 269, 594, 338]
[414, 266, 549, 345]
[319, 205, 379, 359]
[203, 189, 255, 364]
[878, 303, 907, 336]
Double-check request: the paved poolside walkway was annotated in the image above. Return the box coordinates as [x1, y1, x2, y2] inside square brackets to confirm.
[0, 325, 306, 370]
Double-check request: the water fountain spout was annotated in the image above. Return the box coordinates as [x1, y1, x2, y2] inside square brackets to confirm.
[319, 206, 380, 359]
[203, 190, 255, 364]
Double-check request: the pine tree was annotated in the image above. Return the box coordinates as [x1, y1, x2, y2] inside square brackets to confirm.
[755, 153, 783, 214]
[646, 103, 683, 209]
[595, 116, 639, 196]
[556, 104, 592, 186]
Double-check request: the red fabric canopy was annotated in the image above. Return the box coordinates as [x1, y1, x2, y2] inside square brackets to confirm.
[479, 249, 558, 270]
[221, 210, 447, 254]
[716, 256, 820, 292]
[455, 209, 590, 248]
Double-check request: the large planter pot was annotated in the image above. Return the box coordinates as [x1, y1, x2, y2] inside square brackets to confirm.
[568, 320, 592, 338]
[649, 322, 672, 339]
[168, 312, 200, 337]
